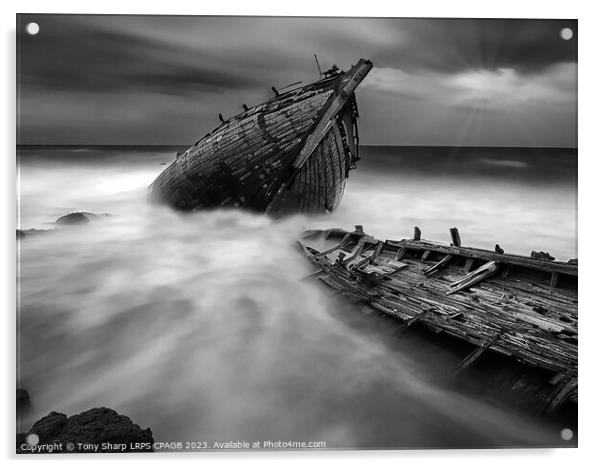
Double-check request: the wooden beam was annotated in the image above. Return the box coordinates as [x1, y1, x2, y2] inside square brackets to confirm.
[371, 242, 384, 260]
[455, 337, 498, 373]
[395, 247, 406, 261]
[386, 239, 577, 276]
[546, 378, 577, 412]
[314, 233, 351, 258]
[341, 237, 375, 268]
[447, 261, 499, 295]
[300, 270, 326, 281]
[464, 258, 474, 273]
[550, 272, 559, 289]
[425, 254, 453, 276]
[501, 264, 513, 279]
[450, 227, 461, 247]
[393, 311, 428, 335]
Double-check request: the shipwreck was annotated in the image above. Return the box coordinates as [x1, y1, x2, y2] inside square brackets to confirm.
[298, 225, 578, 411]
[149, 58, 373, 215]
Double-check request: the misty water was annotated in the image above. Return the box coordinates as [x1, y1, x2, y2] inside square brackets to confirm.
[17, 146, 577, 449]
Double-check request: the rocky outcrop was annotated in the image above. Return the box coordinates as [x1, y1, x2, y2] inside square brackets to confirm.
[16, 229, 47, 239]
[55, 212, 99, 225]
[17, 407, 154, 453]
[18, 212, 111, 240]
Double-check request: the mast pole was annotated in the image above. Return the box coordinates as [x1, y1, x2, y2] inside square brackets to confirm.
[314, 54, 322, 77]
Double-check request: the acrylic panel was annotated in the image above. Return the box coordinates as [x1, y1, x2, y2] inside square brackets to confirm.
[16, 15, 577, 453]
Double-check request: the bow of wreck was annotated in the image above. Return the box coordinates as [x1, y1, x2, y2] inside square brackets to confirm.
[149, 59, 373, 215]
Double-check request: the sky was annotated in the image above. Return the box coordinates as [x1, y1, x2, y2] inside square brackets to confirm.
[17, 15, 577, 147]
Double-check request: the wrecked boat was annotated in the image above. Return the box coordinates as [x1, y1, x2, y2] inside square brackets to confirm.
[298, 225, 578, 411]
[149, 59, 373, 215]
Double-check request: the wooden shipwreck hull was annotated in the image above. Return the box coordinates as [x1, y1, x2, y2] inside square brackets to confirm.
[149, 59, 373, 215]
[298, 226, 578, 411]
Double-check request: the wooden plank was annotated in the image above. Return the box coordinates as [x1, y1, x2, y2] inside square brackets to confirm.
[425, 254, 453, 276]
[314, 233, 350, 258]
[386, 239, 577, 276]
[371, 242, 384, 260]
[300, 270, 326, 281]
[450, 227, 461, 247]
[447, 261, 499, 295]
[393, 311, 428, 335]
[455, 337, 498, 373]
[546, 378, 578, 412]
[395, 247, 407, 261]
[550, 272, 559, 289]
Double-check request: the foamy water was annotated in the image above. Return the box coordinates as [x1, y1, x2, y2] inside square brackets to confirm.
[16, 147, 577, 448]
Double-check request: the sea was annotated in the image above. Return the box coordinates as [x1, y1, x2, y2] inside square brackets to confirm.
[16, 145, 577, 449]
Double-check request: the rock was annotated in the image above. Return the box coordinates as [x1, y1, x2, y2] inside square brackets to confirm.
[17, 407, 153, 453]
[55, 212, 96, 225]
[17, 388, 30, 408]
[54, 212, 112, 225]
[568, 258, 578, 265]
[30, 412, 67, 441]
[16, 229, 47, 239]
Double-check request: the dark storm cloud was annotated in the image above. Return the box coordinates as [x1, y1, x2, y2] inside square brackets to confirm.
[375, 18, 577, 74]
[17, 15, 577, 146]
[18, 16, 264, 95]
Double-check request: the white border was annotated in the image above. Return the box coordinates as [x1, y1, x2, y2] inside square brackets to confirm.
[2, 1, 600, 466]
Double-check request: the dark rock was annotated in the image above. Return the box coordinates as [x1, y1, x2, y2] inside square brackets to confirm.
[17, 388, 30, 407]
[17, 407, 153, 453]
[16, 229, 47, 239]
[568, 258, 578, 265]
[16, 432, 27, 448]
[55, 212, 95, 225]
[31, 411, 67, 441]
[55, 212, 112, 225]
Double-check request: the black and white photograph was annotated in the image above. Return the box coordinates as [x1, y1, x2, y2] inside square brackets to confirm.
[14, 12, 580, 454]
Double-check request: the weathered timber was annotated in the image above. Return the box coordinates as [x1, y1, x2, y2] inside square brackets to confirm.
[447, 260, 499, 295]
[455, 336, 499, 373]
[385, 239, 577, 276]
[298, 226, 578, 410]
[450, 227, 461, 247]
[149, 59, 373, 215]
[425, 254, 453, 276]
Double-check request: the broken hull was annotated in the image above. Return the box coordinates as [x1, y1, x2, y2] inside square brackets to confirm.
[149, 59, 372, 215]
[298, 227, 578, 411]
